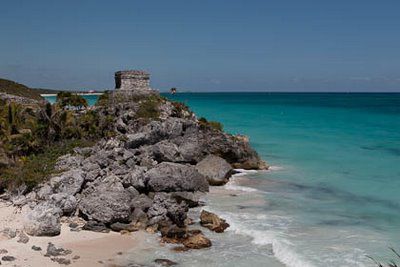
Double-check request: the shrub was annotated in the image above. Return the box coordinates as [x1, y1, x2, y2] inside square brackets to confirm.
[136, 95, 163, 121]
[198, 117, 223, 131]
[0, 139, 94, 191]
[56, 92, 88, 109]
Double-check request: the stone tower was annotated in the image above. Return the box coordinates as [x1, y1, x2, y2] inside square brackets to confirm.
[115, 70, 151, 92]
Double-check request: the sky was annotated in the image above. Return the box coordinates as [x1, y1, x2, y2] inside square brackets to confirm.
[0, 0, 400, 92]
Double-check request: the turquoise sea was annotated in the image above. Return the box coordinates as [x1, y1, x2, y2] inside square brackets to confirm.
[164, 93, 400, 267]
[45, 92, 400, 266]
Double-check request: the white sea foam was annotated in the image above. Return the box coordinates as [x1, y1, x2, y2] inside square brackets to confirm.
[209, 208, 315, 267]
[268, 165, 284, 171]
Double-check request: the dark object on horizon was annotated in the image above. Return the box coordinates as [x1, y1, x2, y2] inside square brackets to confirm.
[170, 88, 177, 94]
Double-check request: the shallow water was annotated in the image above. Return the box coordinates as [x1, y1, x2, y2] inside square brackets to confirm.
[163, 93, 400, 267]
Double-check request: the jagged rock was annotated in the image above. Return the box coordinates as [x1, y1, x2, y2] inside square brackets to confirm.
[0, 249, 8, 254]
[196, 155, 233, 186]
[49, 193, 77, 214]
[51, 257, 71, 265]
[145, 162, 209, 193]
[147, 193, 188, 227]
[82, 221, 110, 233]
[78, 176, 132, 224]
[2, 255, 16, 261]
[45, 243, 72, 257]
[110, 222, 138, 232]
[130, 194, 153, 211]
[122, 167, 147, 190]
[23, 202, 62, 236]
[130, 208, 148, 227]
[36, 184, 53, 200]
[151, 141, 183, 162]
[17, 231, 29, 243]
[55, 154, 83, 171]
[50, 170, 84, 196]
[31, 245, 42, 251]
[154, 258, 178, 266]
[200, 210, 230, 233]
[170, 191, 203, 208]
[182, 232, 212, 249]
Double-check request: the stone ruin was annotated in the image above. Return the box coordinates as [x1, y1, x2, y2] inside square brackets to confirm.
[115, 70, 152, 93]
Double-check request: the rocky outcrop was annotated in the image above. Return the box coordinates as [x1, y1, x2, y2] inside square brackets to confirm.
[196, 155, 233, 186]
[200, 210, 230, 233]
[11, 89, 265, 241]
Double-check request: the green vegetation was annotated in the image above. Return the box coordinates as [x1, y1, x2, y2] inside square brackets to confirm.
[0, 96, 114, 191]
[1, 139, 94, 191]
[198, 117, 223, 131]
[136, 94, 163, 121]
[56, 92, 88, 109]
[0, 78, 44, 101]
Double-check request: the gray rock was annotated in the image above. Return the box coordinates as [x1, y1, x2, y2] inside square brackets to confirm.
[23, 202, 62, 236]
[130, 194, 153, 211]
[145, 162, 208, 192]
[49, 193, 77, 214]
[151, 141, 183, 163]
[17, 231, 29, 243]
[122, 167, 147, 190]
[55, 154, 83, 170]
[2, 255, 16, 261]
[170, 191, 204, 208]
[51, 257, 71, 265]
[31, 245, 42, 251]
[78, 176, 132, 223]
[82, 221, 110, 233]
[50, 170, 84, 196]
[195, 155, 233, 185]
[110, 222, 137, 232]
[36, 184, 53, 200]
[147, 193, 188, 227]
[45, 242, 72, 257]
[0, 249, 8, 254]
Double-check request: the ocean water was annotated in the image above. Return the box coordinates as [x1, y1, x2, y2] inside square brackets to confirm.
[159, 93, 400, 267]
[42, 94, 100, 106]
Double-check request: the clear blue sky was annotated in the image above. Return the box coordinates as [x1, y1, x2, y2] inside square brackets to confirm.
[1, 0, 399, 92]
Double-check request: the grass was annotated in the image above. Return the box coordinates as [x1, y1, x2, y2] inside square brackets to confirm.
[0, 78, 44, 101]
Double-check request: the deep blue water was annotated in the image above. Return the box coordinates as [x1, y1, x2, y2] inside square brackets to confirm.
[164, 93, 400, 267]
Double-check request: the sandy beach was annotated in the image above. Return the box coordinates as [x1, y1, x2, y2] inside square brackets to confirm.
[0, 201, 148, 267]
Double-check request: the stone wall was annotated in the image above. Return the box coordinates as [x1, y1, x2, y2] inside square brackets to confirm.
[115, 70, 150, 91]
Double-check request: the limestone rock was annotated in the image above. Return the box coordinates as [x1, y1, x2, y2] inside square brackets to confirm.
[196, 155, 233, 186]
[23, 202, 62, 236]
[200, 210, 230, 233]
[145, 162, 209, 193]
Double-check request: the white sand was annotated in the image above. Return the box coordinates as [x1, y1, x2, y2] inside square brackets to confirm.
[0, 201, 147, 267]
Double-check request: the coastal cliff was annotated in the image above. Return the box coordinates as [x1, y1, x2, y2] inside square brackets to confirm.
[0, 84, 267, 265]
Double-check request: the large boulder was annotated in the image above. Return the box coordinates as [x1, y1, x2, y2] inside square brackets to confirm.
[145, 162, 209, 193]
[195, 155, 233, 186]
[23, 202, 62, 236]
[78, 175, 133, 224]
[49, 170, 85, 196]
[147, 193, 188, 227]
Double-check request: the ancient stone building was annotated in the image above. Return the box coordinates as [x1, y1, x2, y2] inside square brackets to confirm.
[115, 70, 150, 91]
